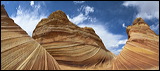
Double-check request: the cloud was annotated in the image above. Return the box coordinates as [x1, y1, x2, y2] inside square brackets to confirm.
[67, 5, 95, 25]
[112, 39, 127, 48]
[122, 1, 159, 20]
[111, 49, 122, 55]
[11, 2, 47, 36]
[78, 5, 94, 15]
[73, 1, 85, 4]
[122, 23, 127, 28]
[78, 22, 127, 55]
[150, 22, 159, 33]
[84, 6, 94, 15]
[67, 13, 87, 25]
[30, 1, 34, 7]
[122, 45, 125, 48]
[67, 4, 127, 55]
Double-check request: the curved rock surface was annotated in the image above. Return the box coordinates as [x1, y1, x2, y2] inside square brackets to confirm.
[32, 10, 115, 70]
[1, 5, 61, 70]
[1, 5, 159, 70]
[108, 18, 159, 70]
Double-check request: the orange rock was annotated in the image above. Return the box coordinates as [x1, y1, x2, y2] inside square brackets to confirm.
[32, 10, 115, 70]
[1, 5, 61, 70]
[1, 4, 159, 70]
[108, 17, 159, 70]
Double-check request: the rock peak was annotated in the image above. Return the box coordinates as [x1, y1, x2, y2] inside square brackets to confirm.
[48, 10, 69, 21]
[1, 5, 9, 18]
[132, 17, 147, 25]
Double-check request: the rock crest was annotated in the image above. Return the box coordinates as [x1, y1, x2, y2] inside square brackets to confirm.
[1, 5, 61, 70]
[1, 5, 159, 70]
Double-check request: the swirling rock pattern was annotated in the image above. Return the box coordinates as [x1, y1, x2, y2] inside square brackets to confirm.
[32, 10, 116, 70]
[1, 5, 61, 70]
[108, 18, 159, 70]
[1, 5, 159, 70]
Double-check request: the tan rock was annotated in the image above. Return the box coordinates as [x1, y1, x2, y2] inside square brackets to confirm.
[108, 17, 159, 70]
[1, 5, 159, 70]
[32, 10, 116, 70]
[1, 5, 61, 70]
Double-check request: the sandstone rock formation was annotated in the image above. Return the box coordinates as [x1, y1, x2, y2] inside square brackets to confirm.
[32, 10, 116, 70]
[1, 5, 61, 70]
[1, 5, 159, 70]
[107, 17, 159, 70]
[32, 10, 159, 70]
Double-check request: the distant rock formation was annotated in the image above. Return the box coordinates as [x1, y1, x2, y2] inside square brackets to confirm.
[1, 5, 61, 70]
[107, 17, 159, 70]
[32, 10, 115, 70]
[1, 5, 159, 70]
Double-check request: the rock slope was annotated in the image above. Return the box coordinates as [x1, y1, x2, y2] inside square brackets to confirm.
[108, 18, 159, 70]
[32, 10, 116, 70]
[1, 5, 159, 70]
[1, 5, 61, 70]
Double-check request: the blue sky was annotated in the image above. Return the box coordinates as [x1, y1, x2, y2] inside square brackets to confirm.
[1, 1, 159, 55]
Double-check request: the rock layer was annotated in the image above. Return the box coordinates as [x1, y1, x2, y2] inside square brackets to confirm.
[1, 5, 61, 70]
[108, 18, 159, 70]
[32, 10, 115, 70]
[1, 5, 159, 70]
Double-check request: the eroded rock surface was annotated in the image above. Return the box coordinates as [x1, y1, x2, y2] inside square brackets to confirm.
[1, 5, 61, 70]
[1, 5, 159, 70]
[108, 17, 159, 70]
[32, 10, 115, 70]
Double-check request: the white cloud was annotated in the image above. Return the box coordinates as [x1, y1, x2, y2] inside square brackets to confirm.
[122, 45, 125, 48]
[11, 2, 47, 36]
[84, 6, 94, 15]
[17, 5, 23, 15]
[67, 5, 95, 25]
[122, 1, 159, 20]
[30, 1, 34, 7]
[122, 23, 127, 28]
[150, 22, 159, 32]
[78, 22, 127, 55]
[111, 49, 122, 55]
[67, 4, 127, 55]
[78, 5, 94, 15]
[112, 39, 127, 48]
[73, 1, 85, 4]
[67, 13, 87, 25]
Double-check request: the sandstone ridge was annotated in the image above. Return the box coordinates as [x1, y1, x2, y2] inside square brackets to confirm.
[108, 17, 159, 70]
[1, 5, 61, 70]
[32, 10, 115, 70]
[1, 5, 159, 70]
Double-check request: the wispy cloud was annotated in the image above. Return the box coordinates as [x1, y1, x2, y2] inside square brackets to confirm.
[73, 1, 85, 4]
[78, 22, 127, 55]
[67, 5, 95, 25]
[67, 13, 87, 25]
[11, 1, 47, 36]
[30, 1, 34, 7]
[122, 1, 159, 20]
[67, 4, 127, 55]
[122, 23, 127, 28]
[79, 5, 94, 15]
[111, 39, 127, 48]
[111, 49, 123, 55]
[150, 22, 159, 33]
[122, 1, 159, 34]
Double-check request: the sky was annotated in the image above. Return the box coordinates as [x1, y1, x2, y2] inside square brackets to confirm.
[1, 1, 159, 55]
